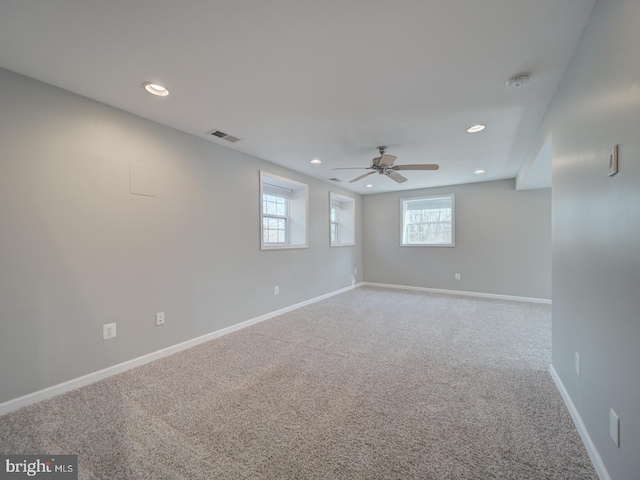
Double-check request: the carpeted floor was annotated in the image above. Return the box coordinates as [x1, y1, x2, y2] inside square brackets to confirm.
[0, 287, 597, 479]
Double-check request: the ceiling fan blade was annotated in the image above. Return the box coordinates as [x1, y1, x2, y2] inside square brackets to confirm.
[332, 167, 371, 170]
[378, 154, 397, 167]
[393, 164, 439, 171]
[386, 171, 407, 183]
[349, 171, 376, 183]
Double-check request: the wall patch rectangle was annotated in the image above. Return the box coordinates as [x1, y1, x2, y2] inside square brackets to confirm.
[130, 163, 155, 196]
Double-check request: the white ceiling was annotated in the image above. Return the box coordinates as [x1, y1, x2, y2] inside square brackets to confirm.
[0, 0, 596, 194]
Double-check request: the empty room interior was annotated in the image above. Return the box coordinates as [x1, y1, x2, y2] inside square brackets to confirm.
[0, 1, 638, 479]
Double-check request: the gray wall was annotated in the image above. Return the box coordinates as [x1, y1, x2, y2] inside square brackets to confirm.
[547, 0, 640, 477]
[0, 68, 363, 404]
[363, 179, 551, 299]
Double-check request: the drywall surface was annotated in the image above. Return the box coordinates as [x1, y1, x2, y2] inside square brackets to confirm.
[363, 179, 551, 299]
[0, 68, 362, 404]
[549, 0, 640, 478]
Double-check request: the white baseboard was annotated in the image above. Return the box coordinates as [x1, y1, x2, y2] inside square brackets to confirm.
[363, 282, 551, 304]
[548, 365, 611, 480]
[0, 283, 362, 416]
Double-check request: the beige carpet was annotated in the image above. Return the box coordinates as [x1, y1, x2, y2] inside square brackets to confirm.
[0, 287, 597, 479]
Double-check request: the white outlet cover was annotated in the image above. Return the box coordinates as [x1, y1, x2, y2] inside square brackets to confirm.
[156, 312, 165, 325]
[103, 323, 116, 340]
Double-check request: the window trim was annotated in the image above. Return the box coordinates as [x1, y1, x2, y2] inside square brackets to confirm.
[260, 171, 309, 250]
[400, 193, 455, 247]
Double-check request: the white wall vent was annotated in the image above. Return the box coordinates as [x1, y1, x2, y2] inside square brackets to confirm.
[206, 129, 242, 143]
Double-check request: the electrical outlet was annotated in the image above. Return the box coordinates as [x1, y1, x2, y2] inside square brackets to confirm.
[575, 352, 581, 376]
[274, 286, 279, 295]
[455, 273, 461, 280]
[352, 275, 356, 286]
[156, 312, 165, 326]
[354, 268, 357, 276]
[610, 409, 620, 447]
[103, 323, 116, 340]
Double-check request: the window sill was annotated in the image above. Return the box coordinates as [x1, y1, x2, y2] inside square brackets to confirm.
[400, 243, 455, 247]
[261, 244, 309, 251]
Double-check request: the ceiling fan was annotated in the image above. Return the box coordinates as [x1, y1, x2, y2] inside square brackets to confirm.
[333, 146, 439, 183]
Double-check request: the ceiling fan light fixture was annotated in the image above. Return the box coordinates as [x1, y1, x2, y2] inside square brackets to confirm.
[143, 82, 169, 97]
[467, 124, 485, 133]
[310, 159, 322, 165]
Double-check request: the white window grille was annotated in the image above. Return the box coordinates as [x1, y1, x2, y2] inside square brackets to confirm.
[329, 192, 355, 246]
[401, 194, 454, 246]
[260, 172, 308, 250]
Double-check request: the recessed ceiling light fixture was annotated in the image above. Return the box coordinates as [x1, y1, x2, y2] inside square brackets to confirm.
[474, 169, 486, 174]
[310, 159, 321, 165]
[143, 82, 169, 97]
[467, 124, 485, 133]
[365, 184, 374, 188]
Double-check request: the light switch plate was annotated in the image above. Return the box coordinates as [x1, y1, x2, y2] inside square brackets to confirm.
[610, 409, 620, 447]
[608, 145, 618, 177]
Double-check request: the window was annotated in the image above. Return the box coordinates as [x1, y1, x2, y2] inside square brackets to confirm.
[329, 192, 355, 246]
[401, 194, 454, 246]
[262, 193, 288, 244]
[260, 171, 308, 249]
[330, 207, 338, 243]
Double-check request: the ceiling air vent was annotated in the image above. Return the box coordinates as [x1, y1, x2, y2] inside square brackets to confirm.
[206, 129, 242, 143]
[329, 178, 342, 182]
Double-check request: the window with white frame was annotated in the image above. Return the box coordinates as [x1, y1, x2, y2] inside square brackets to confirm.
[329, 192, 355, 246]
[401, 194, 454, 246]
[330, 207, 338, 243]
[260, 172, 308, 249]
[262, 192, 288, 244]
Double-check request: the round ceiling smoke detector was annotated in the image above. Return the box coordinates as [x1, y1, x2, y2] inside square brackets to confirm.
[506, 74, 530, 90]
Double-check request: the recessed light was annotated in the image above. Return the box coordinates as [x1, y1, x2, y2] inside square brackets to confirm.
[474, 169, 486, 174]
[365, 184, 374, 188]
[467, 124, 485, 133]
[143, 82, 169, 97]
[310, 159, 321, 165]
